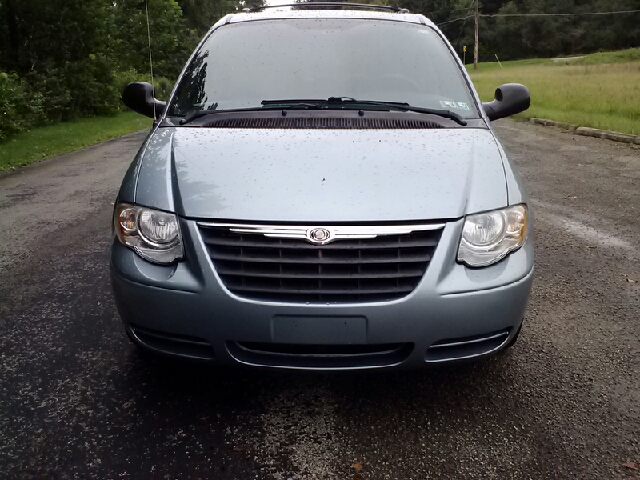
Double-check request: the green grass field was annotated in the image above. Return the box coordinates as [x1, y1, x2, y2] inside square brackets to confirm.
[469, 48, 640, 135]
[0, 111, 151, 172]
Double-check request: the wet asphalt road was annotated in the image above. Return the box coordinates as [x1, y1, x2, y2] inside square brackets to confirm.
[0, 121, 639, 480]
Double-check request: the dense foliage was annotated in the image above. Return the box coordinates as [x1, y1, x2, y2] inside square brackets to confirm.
[397, 0, 640, 61]
[0, 0, 638, 141]
[0, 0, 249, 140]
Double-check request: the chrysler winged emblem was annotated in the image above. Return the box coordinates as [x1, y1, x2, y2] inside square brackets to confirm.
[306, 227, 332, 245]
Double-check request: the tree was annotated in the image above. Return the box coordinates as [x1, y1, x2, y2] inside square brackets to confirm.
[177, 0, 261, 35]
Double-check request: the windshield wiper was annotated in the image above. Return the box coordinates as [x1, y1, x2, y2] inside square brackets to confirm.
[178, 98, 469, 126]
[178, 103, 322, 125]
[261, 97, 468, 126]
[179, 109, 217, 125]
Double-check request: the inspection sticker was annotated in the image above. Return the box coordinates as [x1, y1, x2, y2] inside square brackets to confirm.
[440, 101, 456, 109]
[441, 101, 471, 110]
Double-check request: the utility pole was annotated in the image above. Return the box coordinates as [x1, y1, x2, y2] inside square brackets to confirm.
[474, 0, 479, 70]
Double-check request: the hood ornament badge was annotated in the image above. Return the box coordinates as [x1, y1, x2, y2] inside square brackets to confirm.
[306, 227, 332, 245]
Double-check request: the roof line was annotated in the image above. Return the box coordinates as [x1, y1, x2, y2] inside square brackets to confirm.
[245, 3, 410, 14]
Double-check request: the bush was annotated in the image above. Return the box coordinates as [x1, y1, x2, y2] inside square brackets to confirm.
[24, 57, 130, 124]
[64, 57, 123, 117]
[0, 67, 177, 143]
[24, 69, 72, 123]
[153, 76, 175, 102]
[0, 72, 45, 141]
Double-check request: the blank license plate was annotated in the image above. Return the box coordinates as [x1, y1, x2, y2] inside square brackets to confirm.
[271, 316, 368, 344]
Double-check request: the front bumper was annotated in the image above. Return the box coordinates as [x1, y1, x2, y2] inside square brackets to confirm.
[110, 218, 534, 369]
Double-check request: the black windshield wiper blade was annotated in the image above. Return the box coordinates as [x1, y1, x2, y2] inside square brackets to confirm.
[262, 99, 327, 103]
[261, 98, 468, 125]
[179, 104, 321, 125]
[260, 100, 327, 109]
[331, 98, 468, 126]
[179, 109, 219, 125]
[261, 98, 356, 108]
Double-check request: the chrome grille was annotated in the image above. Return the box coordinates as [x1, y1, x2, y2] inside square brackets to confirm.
[199, 223, 444, 303]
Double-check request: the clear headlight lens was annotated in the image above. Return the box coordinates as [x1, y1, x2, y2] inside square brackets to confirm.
[114, 203, 184, 264]
[457, 205, 528, 267]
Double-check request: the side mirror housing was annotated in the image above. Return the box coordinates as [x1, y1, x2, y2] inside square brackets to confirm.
[122, 82, 167, 119]
[482, 83, 530, 122]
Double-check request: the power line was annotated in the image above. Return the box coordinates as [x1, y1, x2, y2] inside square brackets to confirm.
[424, 5, 477, 17]
[145, 0, 156, 119]
[437, 9, 640, 25]
[437, 14, 474, 26]
[484, 9, 640, 18]
[453, 0, 476, 46]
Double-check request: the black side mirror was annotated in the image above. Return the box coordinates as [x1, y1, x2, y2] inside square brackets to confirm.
[482, 83, 530, 122]
[122, 82, 167, 119]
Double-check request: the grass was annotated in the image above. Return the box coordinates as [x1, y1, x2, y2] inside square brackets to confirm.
[468, 48, 640, 135]
[0, 111, 151, 171]
[572, 48, 640, 65]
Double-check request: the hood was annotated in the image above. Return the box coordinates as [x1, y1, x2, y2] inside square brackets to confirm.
[134, 127, 507, 222]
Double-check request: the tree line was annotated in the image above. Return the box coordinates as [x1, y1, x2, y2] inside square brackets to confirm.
[398, 0, 640, 62]
[1, 0, 638, 141]
[0, 0, 249, 140]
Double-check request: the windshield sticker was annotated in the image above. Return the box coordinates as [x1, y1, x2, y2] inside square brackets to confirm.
[441, 101, 470, 110]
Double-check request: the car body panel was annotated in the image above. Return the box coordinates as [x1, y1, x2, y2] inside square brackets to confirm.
[134, 127, 508, 221]
[111, 217, 534, 368]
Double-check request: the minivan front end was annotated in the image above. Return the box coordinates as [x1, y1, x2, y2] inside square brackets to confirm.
[112, 9, 533, 370]
[111, 209, 533, 368]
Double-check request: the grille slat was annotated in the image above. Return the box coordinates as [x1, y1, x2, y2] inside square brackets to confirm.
[209, 252, 431, 265]
[200, 224, 443, 303]
[201, 236, 439, 250]
[215, 268, 425, 280]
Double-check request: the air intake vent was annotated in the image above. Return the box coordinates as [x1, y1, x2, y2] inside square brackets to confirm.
[227, 341, 414, 369]
[203, 117, 445, 129]
[425, 329, 511, 363]
[129, 324, 214, 360]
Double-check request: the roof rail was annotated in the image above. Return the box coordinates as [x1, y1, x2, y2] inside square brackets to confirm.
[244, 3, 411, 14]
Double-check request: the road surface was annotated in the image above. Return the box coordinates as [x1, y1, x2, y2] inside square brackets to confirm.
[1, 121, 638, 479]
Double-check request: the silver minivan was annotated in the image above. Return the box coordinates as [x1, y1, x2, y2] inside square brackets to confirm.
[112, 4, 534, 369]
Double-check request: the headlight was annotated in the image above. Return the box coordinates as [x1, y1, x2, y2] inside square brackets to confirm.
[457, 205, 528, 267]
[113, 203, 184, 264]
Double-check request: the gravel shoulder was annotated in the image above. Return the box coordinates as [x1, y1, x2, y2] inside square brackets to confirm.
[0, 122, 638, 479]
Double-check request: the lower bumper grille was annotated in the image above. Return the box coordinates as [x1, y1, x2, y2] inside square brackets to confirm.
[425, 329, 511, 363]
[199, 222, 443, 303]
[228, 341, 413, 369]
[129, 324, 214, 360]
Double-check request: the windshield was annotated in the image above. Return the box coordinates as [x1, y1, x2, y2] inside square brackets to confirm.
[168, 19, 479, 118]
